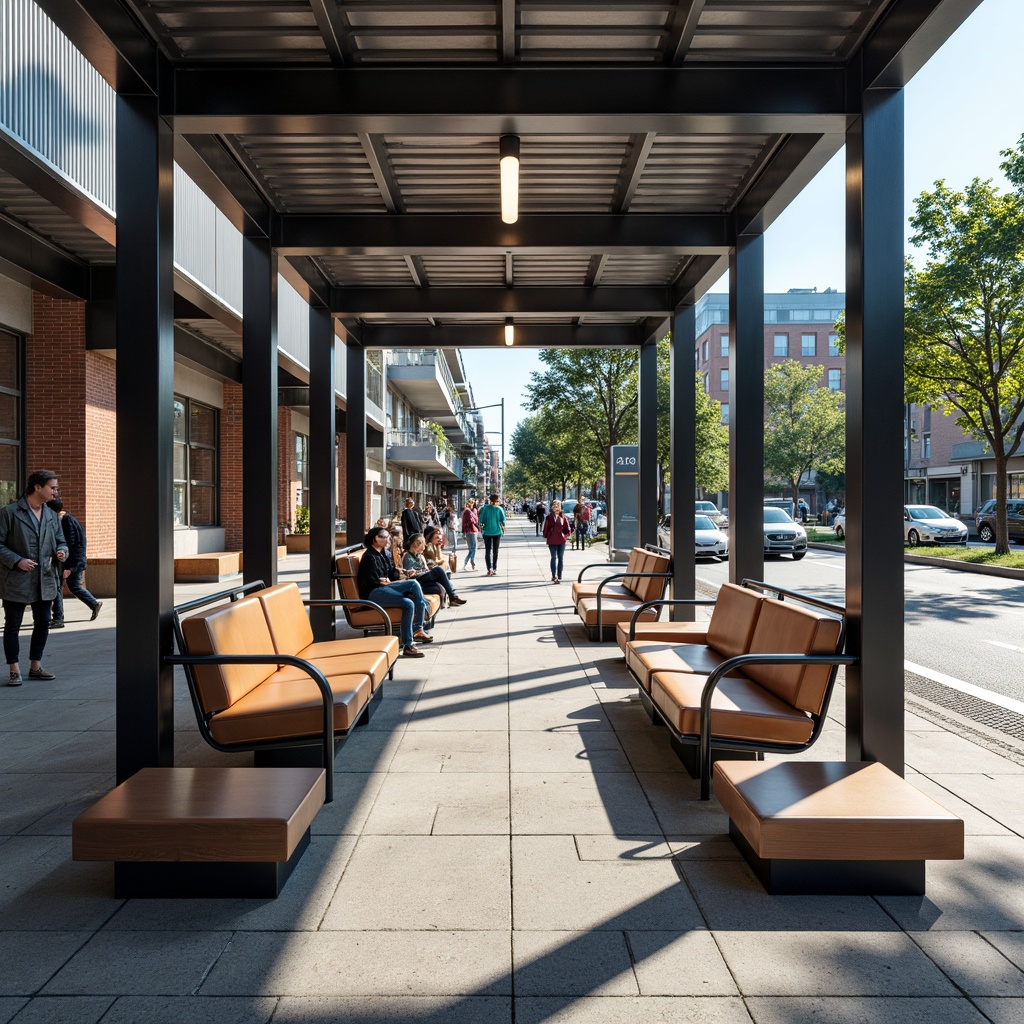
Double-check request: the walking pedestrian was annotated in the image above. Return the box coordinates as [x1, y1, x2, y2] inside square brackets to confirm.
[461, 499, 480, 570]
[573, 500, 592, 550]
[45, 499, 102, 626]
[533, 499, 546, 536]
[478, 492, 506, 576]
[0, 470, 68, 685]
[543, 500, 572, 583]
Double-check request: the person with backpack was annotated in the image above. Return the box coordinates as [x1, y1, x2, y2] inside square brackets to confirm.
[46, 499, 102, 627]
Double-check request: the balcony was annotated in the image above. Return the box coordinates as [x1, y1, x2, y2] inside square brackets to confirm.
[387, 350, 460, 421]
[386, 430, 463, 482]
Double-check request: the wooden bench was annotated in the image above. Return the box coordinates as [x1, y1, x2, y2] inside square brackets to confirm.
[624, 580, 856, 798]
[168, 580, 400, 803]
[571, 545, 673, 641]
[73, 766, 324, 897]
[713, 760, 965, 895]
[334, 544, 442, 636]
[174, 551, 242, 582]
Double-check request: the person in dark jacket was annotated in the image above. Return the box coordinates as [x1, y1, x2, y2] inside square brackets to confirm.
[0, 470, 68, 685]
[45, 499, 102, 627]
[400, 497, 423, 542]
[357, 525, 432, 657]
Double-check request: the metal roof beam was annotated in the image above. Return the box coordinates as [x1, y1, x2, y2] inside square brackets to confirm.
[330, 286, 673, 318]
[361, 323, 645, 349]
[0, 212, 90, 299]
[274, 213, 733, 255]
[168, 66, 850, 134]
[308, 0, 353, 66]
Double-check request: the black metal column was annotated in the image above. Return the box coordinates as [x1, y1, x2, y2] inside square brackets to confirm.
[242, 234, 278, 587]
[845, 88, 906, 773]
[728, 233, 765, 585]
[638, 339, 659, 547]
[346, 341, 367, 544]
[309, 303, 337, 641]
[670, 304, 697, 619]
[115, 94, 175, 782]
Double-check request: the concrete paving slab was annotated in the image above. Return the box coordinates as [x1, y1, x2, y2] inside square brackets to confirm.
[635, 773, 731, 836]
[510, 731, 631, 773]
[0, 700, 116, 734]
[573, 836, 675, 862]
[321, 835, 510, 930]
[973, 997, 1024, 1024]
[309, 771, 387, 835]
[406, 698, 510, 733]
[97, 996, 278, 1024]
[274, 995, 512, 1024]
[898, 775, 1014, 836]
[983, 932, 1024, 972]
[512, 836, 703, 932]
[911, 931, 1024, 995]
[905, 731, 1024, 776]
[0, 773, 113, 835]
[715, 931, 957, 996]
[744, 996, 988, 1023]
[629, 930, 739, 995]
[511, 772, 662, 835]
[513, 931, 638, 996]
[390, 731, 510, 773]
[515, 995, 753, 1024]
[0, 1000, 26, 1024]
[4, 996, 114, 1023]
[602, 730, 683, 778]
[508, 698, 613, 733]
[362, 772, 510, 834]
[926, 774, 1024, 834]
[0, 733, 81, 772]
[200, 931, 513, 996]
[0, 933, 92, 997]
[667, 836, 743, 860]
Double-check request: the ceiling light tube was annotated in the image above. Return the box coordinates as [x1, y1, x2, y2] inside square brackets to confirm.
[504, 319, 515, 346]
[500, 135, 520, 224]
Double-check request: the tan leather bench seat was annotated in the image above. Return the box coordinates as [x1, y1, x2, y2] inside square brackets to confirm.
[616, 620, 709, 653]
[626, 640, 743, 692]
[572, 547, 672, 639]
[575, 595, 662, 628]
[571, 581, 633, 604]
[274, 651, 392, 690]
[335, 549, 442, 631]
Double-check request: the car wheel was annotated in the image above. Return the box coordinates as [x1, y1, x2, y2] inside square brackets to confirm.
[835, 525, 845, 539]
[792, 552, 806, 560]
[978, 524, 995, 543]
[907, 529, 920, 547]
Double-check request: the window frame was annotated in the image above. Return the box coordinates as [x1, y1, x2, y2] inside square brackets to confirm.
[173, 395, 220, 528]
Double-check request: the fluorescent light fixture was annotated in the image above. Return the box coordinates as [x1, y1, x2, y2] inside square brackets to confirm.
[499, 135, 520, 224]
[504, 319, 515, 346]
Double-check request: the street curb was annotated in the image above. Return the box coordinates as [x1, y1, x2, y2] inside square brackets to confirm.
[807, 541, 1024, 580]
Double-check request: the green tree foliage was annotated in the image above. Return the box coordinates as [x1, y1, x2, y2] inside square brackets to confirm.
[509, 412, 601, 497]
[905, 137, 1024, 553]
[763, 360, 845, 503]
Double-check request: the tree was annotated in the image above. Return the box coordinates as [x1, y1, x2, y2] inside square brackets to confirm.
[905, 137, 1024, 554]
[763, 360, 845, 504]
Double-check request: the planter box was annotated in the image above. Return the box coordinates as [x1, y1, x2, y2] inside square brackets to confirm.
[285, 535, 310, 554]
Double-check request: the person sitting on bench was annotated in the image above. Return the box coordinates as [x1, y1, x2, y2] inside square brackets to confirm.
[402, 533, 466, 607]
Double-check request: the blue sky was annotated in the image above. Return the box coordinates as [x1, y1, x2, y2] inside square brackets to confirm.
[461, 0, 1023, 441]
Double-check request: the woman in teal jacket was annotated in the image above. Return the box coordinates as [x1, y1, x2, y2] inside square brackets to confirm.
[477, 492, 506, 576]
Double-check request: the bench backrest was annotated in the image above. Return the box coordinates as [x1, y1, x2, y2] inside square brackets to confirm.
[620, 547, 646, 593]
[335, 549, 363, 602]
[256, 582, 313, 656]
[706, 582, 764, 659]
[181, 597, 277, 713]
[743, 598, 843, 715]
[629, 549, 671, 602]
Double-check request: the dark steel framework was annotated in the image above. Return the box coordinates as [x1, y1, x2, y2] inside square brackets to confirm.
[3, 3, 985, 837]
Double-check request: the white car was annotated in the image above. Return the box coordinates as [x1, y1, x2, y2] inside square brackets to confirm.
[833, 513, 846, 540]
[904, 505, 968, 547]
[656, 515, 729, 560]
[763, 506, 807, 559]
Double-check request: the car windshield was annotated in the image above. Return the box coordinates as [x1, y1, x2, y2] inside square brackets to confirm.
[907, 506, 948, 520]
[763, 508, 793, 523]
[694, 515, 716, 531]
[695, 502, 715, 512]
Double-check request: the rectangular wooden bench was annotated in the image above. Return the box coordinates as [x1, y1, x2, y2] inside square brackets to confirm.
[174, 551, 241, 583]
[73, 766, 324, 897]
[714, 760, 965, 895]
[624, 580, 856, 798]
[168, 580, 400, 803]
[571, 545, 673, 641]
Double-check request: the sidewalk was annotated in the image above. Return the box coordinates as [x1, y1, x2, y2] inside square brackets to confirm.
[1, 519, 1023, 1023]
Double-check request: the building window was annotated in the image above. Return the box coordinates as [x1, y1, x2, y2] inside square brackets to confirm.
[773, 333, 788, 357]
[720, 403, 729, 425]
[694, 348, 699, 370]
[702, 340, 709, 363]
[703, 373, 710, 393]
[801, 333, 816, 356]
[720, 368, 729, 392]
[720, 334, 729, 357]
[828, 333, 841, 356]
[173, 397, 219, 527]
[923, 432, 931, 459]
[295, 433, 309, 509]
[0, 330, 22, 508]
[827, 369, 841, 391]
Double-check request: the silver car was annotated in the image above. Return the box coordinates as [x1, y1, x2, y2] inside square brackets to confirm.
[656, 514, 729, 560]
[763, 506, 807, 560]
[904, 505, 968, 546]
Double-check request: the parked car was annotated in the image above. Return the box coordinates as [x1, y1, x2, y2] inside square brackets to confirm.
[903, 505, 968, 546]
[656, 514, 729, 559]
[975, 499, 1024, 544]
[832, 513, 846, 540]
[561, 498, 578, 517]
[695, 500, 728, 528]
[762, 506, 807, 559]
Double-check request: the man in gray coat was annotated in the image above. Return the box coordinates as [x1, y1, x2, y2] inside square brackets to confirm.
[0, 470, 68, 685]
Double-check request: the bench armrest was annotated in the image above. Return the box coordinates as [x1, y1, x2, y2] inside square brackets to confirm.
[626, 598, 716, 640]
[575, 561, 628, 584]
[695, 651, 858, 800]
[594, 571, 673, 635]
[306, 596, 393, 636]
[165, 652, 336, 804]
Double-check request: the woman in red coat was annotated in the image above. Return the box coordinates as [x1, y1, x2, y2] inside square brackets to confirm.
[543, 499, 572, 583]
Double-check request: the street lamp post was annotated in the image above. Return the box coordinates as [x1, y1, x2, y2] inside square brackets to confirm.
[464, 398, 504, 504]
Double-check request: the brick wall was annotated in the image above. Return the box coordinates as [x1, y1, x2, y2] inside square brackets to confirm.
[84, 352, 116, 553]
[220, 381, 243, 549]
[277, 407, 292, 540]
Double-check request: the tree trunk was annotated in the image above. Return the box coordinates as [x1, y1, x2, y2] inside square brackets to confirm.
[994, 448, 1010, 555]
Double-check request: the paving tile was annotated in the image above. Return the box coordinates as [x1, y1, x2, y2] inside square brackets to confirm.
[0, 933, 92, 996]
[513, 931, 637, 996]
[5, 997, 114, 1023]
[2, 733, 114, 775]
[744, 996, 987, 1023]
[628, 930, 738, 995]
[310, 772, 388, 835]
[635, 773, 732, 835]
[512, 835, 703, 932]
[201, 931, 512, 996]
[973, 997, 1024, 1024]
[0, 700, 116, 734]
[715, 931, 956, 996]
[362, 772, 510, 834]
[333, 728, 407, 773]
[611, 729, 687, 773]
[42, 931, 233, 996]
[905, 731, 1024, 776]
[390, 731, 510, 773]
[926, 774, 1024, 834]
[980, 932, 1024, 972]
[911, 932, 1024, 996]
[903, 775, 1013, 836]
[0, 773, 112, 835]
[515, 996, 753, 1024]
[508, 698, 612, 733]
[0, 733, 80, 772]
[510, 732, 631, 773]
[98, 997, 278, 1024]
[274, 996, 512, 1023]
[0, 1001, 26, 1024]
[667, 836, 742, 860]
[406, 698, 510, 733]
[321, 835, 510, 930]
[573, 836, 675, 862]
[511, 772, 661, 835]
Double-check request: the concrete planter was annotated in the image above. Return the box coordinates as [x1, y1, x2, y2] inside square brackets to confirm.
[285, 534, 311, 554]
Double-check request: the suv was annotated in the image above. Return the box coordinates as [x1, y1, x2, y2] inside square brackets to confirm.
[976, 500, 1024, 543]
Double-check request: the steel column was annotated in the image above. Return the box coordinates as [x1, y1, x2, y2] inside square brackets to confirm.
[638, 341, 659, 547]
[728, 233, 765, 585]
[845, 89, 906, 774]
[242, 234, 278, 586]
[114, 93, 175, 782]
[309, 303, 337, 641]
[346, 341, 367, 544]
[670, 304, 697, 619]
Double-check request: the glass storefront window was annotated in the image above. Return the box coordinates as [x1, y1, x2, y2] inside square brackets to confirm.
[0, 331, 22, 503]
[173, 395, 219, 527]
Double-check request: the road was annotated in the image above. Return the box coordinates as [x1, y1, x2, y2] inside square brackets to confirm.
[694, 549, 1024, 705]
